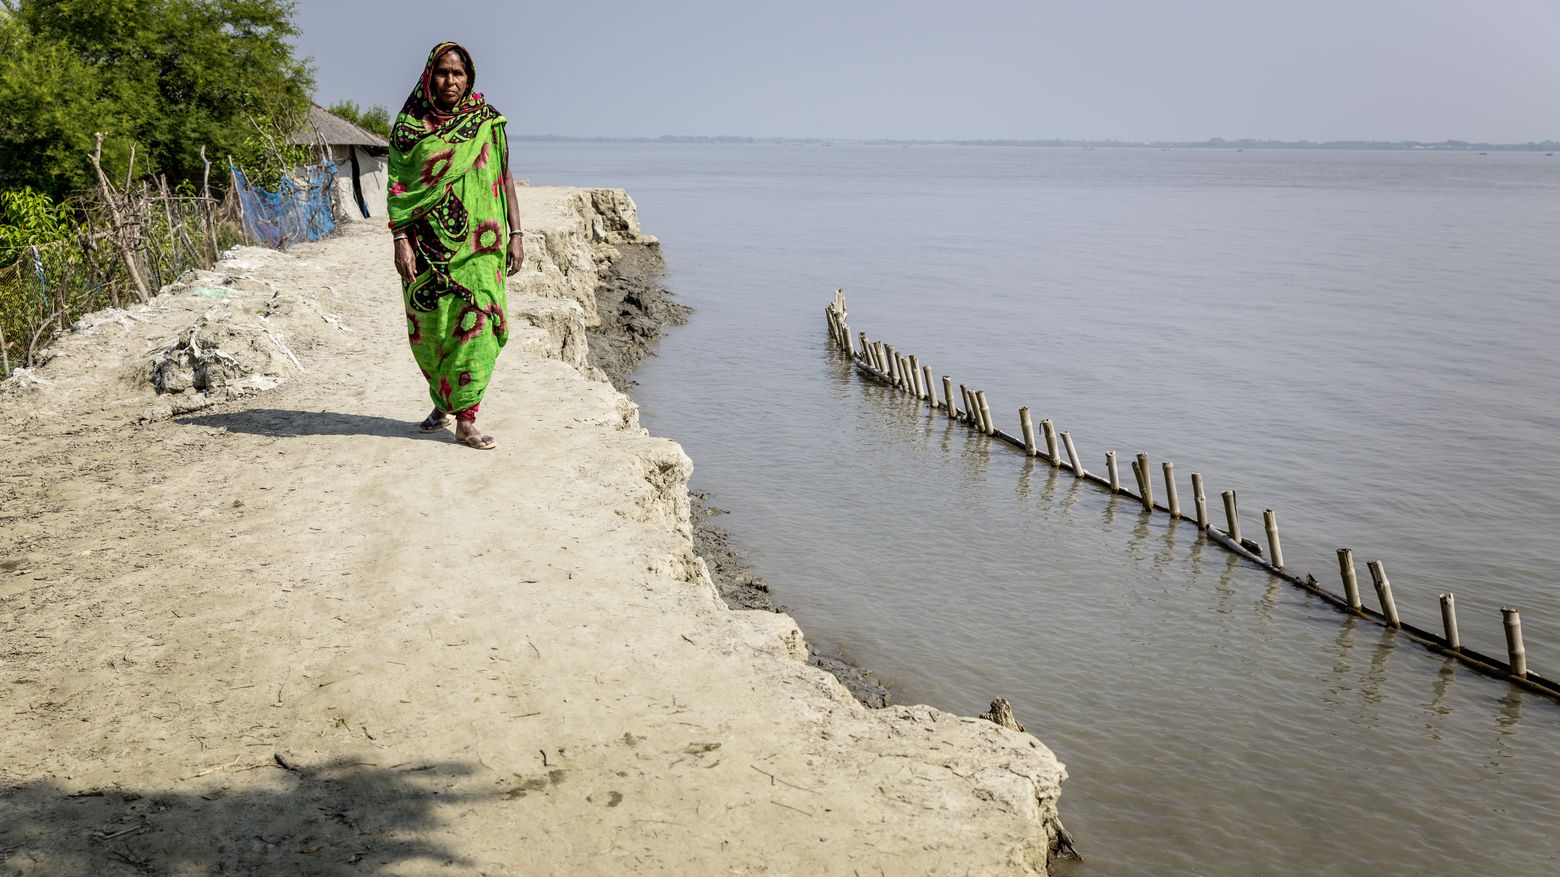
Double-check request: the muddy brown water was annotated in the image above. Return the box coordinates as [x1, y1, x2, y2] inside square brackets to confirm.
[523, 143, 1560, 876]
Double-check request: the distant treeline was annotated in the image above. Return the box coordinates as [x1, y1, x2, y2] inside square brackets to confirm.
[511, 134, 1560, 152]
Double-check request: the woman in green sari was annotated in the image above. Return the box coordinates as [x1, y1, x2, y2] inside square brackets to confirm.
[389, 42, 523, 449]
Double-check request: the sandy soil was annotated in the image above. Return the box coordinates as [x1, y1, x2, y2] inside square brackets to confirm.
[0, 190, 1065, 875]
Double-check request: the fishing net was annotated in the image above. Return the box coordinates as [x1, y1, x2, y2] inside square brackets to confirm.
[230, 161, 338, 248]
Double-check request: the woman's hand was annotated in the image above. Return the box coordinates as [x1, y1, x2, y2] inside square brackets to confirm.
[394, 236, 416, 282]
[506, 233, 525, 276]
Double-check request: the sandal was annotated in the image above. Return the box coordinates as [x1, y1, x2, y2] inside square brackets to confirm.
[419, 412, 450, 432]
[457, 430, 497, 450]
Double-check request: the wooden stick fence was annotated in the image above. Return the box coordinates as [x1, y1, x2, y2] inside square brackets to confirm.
[822, 293, 1559, 702]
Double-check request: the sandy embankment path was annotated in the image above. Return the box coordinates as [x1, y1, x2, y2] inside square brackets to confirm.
[0, 189, 1065, 875]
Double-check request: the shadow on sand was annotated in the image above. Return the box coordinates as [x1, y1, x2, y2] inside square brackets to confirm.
[179, 409, 450, 442]
[0, 759, 491, 875]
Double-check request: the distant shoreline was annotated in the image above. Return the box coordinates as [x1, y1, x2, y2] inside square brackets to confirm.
[512, 134, 1560, 152]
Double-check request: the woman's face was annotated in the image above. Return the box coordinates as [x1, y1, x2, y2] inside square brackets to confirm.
[431, 51, 469, 111]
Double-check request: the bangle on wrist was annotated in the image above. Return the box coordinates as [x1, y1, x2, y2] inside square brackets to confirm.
[392, 233, 408, 241]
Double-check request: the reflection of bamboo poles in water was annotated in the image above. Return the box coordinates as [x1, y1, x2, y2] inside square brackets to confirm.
[824, 292, 1556, 702]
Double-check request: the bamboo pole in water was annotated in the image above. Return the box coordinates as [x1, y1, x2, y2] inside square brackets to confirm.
[942, 376, 955, 420]
[1042, 420, 1060, 467]
[1263, 509, 1284, 570]
[1191, 473, 1208, 529]
[1222, 490, 1241, 544]
[976, 391, 993, 435]
[1106, 451, 1120, 494]
[1020, 408, 1037, 456]
[1440, 593, 1460, 651]
[1163, 462, 1180, 519]
[960, 384, 973, 424]
[1337, 549, 1363, 612]
[1062, 432, 1084, 477]
[908, 355, 923, 398]
[1135, 454, 1153, 511]
[1503, 608, 1527, 678]
[1366, 561, 1401, 628]
[921, 365, 936, 408]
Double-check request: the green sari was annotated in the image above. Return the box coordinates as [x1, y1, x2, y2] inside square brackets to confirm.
[387, 42, 510, 417]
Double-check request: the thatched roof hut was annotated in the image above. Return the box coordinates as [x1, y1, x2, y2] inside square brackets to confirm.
[292, 104, 390, 221]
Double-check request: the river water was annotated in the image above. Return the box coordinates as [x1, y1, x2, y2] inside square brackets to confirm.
[520, 143, 1560, 876]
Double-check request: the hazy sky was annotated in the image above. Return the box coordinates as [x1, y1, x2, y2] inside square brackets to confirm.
[294, 1, 1560, 142]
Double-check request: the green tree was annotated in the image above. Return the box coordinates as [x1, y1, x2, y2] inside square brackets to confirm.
[327, 98, 393, 139]
[0, 0, 314, 199]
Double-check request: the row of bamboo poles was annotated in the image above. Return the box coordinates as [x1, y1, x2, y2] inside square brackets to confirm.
[0, 136, 242, 377]
[824, 291, 1557, 702]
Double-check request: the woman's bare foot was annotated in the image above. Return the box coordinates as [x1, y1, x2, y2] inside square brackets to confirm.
[456, 419, 496, 450]
[419, 408, 450, 432]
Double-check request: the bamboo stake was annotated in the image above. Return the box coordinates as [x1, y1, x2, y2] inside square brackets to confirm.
[200, 145, 217, 266]
[921, 365, 935, 408]
[1062, 431, 1084, 477]
[909, 355, 924, 398]
[1337, 549, 1363, 612]
[1162, 462, 1180, 519]
[230, 156, 254, 246]
[90, 133, 151, 302]
[1503, 608, 1527, 678]
[1191, 473, 1208, 529]
[1106, 451, 1120, 494]
[1019, 407, 1037, 456]
[1263, 509, 1284, 569]
[1135, 454, 1153, 510]
[1041, 420, 1059, 467]
[884, 344, 898, 386]
[976, 391, 993, 434]
[1222, 490, 1241, 544]
[942, 376, 955, 420]
[1439, 593, 1460, 651]
[858, 332, 870, 363]
[1366, 561, 1401, 629]
[959, 384, 973, 423]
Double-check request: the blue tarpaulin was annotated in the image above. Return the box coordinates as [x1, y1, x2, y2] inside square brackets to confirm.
[231, 161, 338, 248]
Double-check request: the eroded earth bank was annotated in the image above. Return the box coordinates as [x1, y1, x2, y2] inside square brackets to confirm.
[0, 187, 1066, 875]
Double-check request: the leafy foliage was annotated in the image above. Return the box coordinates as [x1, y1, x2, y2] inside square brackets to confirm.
[0, 0, 314, 200]
[0, 187, 72, 266]
[327, 99, 394, 139]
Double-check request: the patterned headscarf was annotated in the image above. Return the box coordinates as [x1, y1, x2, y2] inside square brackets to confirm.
[390, 42, 500, 153]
